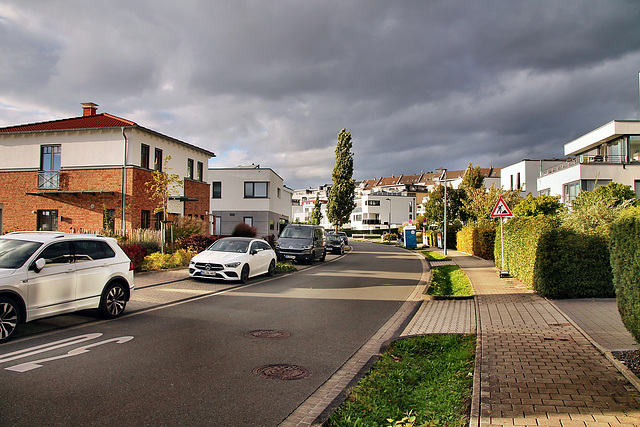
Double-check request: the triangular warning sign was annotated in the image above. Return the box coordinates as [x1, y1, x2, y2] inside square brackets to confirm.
[490, 196, 514, 218]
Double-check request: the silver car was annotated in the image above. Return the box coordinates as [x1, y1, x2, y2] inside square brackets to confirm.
[0, 232, 134, 343]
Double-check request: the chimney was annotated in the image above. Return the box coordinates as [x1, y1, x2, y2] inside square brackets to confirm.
[82, 102, 99, 116]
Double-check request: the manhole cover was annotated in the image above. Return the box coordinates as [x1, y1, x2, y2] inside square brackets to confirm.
[245, 330, 291, 339]
[253, 364, 311, 380]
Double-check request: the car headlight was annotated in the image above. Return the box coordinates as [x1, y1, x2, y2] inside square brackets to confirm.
[225, 262, 241, 268]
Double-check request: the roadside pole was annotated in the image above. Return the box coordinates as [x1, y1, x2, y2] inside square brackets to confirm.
[490, 196, 513, 277]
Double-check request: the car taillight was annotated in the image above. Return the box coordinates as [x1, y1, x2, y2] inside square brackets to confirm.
[129, 261, 134, 271]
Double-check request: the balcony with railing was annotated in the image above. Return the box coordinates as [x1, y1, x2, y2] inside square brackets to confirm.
[37, 171, 61, 189]
[541, 155, 630, 176]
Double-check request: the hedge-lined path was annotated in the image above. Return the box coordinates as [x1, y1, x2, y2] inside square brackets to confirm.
[441, 250, 640, 427]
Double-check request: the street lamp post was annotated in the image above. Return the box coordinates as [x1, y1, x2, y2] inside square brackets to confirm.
[385, 197, 391, 239]
[436, 168, 448, 256]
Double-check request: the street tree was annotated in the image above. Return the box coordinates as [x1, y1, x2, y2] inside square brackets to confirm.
[460, 162, 485, 192]
[327, 128, 356, 230]
[464, 184, 521, 226]
[422, 184, 468, 228]
[513, 194, 563, 217]
[310, 194, 323, 225]
[145, 155, 183, 253]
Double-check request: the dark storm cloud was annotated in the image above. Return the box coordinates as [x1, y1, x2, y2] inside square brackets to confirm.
[1, 0, 640, 188]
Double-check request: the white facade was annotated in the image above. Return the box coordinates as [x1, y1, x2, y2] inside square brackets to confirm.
[501, 160, 566, 197]
[291, 186, 331, 227]
[209, 165, 292, 237]
[350, 192, 417, 231]
[536, 121, 640, 203]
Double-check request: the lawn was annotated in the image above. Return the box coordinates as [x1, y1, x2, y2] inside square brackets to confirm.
[327, 334, 476, 427]
[428, 265, 473, 297]
[421, 250, 451, 261]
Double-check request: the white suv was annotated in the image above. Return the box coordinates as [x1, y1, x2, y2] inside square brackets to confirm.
[0, 232, 134, 343]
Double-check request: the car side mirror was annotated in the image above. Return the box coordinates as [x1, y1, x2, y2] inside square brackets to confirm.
[250, 249, 258, 255]
[32, 258, 46, 273]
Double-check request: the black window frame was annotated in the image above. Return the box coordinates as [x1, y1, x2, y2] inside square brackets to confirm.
[244, 182, 269, 198]
[154, 148, 163, 172]
[141, 144, 150, 169]
[197, 161, 203, 181]
[141, 210, 151, 229]
[187, 159, 194, 179]
[212, 182, 222, 199]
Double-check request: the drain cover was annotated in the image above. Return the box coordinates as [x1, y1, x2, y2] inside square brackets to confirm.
[253, 364, 311, 380]
[245, 330, 291, 339]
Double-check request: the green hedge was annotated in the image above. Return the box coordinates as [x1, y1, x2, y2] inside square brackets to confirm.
[533, 228, 613, 298]
[457, 225, 495, 260]
[495, 216, 558, 285]
[609, 207, 640, 343]
[496, 215, 614, 298]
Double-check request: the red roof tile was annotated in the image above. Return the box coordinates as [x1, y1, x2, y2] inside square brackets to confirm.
[0, 113, 135, 133]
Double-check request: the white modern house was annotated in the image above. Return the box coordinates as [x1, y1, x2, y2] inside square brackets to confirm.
[501, 160, 567, 197]
[290, 185, 332, 228]
[537, 120, 640, 203]
[350, 192, 417, 232]
[208, 165, 292, 237]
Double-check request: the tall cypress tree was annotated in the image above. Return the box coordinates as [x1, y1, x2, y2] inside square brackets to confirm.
[310, 194, 323, 225]
[327, 128, 356, 230]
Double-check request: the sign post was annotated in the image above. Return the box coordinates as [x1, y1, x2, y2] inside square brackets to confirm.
[490, 196, 514, 278]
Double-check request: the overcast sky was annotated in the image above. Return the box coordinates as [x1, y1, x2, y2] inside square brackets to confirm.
[2, 1, 640, 189]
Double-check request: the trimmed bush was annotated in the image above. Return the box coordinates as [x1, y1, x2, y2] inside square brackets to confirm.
[120, 243, 147, 271]
[609, 206, 640, 343]
[231, 222, 257, 237]
[533, 228, 613, 299]
[182, 234, 219, 252]
[457, 225, 495, 260]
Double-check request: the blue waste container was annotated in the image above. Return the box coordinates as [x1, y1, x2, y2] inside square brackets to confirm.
[403, 226, 417, 249]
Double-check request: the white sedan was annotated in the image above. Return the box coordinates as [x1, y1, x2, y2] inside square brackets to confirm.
[188, 237, 276, 283]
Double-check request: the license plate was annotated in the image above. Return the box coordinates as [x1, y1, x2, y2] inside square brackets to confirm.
[284, 255, 295, 260]
[202, 270, 218, 276]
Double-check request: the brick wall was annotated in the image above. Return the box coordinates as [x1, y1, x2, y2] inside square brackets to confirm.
[0, 168, 174, 232]
[184, 179, 211, 218]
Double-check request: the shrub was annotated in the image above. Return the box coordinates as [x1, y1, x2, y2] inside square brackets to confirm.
[533, 227, 613, 299]
[457, 225, 495, 260]
[119, 244, 147, 271]
[182, 234, 219, 252]
[171, 216, 209, 246]
[263, 234, 276, 249]
[609, 206, 640, 343]
[140, 249, 196, 271]
[231, 222, 257, 237]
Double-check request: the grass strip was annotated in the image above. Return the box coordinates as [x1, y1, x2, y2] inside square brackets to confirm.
[421, 251, 450, 261]
[428, 265, 473, 297]
[327, 334, 476, 427]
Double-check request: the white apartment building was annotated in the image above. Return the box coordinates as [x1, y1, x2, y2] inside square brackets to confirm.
[290, 185, 332, 228]
[350, 192, 417, 232]
[501, 160, 567, 197]
[209, 165, 292, 237]
[537, 120, 640, 203]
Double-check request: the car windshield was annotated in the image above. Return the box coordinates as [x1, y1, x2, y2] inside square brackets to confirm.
[327, 235, 342, 243]
[208, 239, 249, 253]
[280, 227, 312, 239]
[0, 239, 42, 269]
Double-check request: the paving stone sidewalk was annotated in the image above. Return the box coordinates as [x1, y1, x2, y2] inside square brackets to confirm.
[444, 250, 640, 427]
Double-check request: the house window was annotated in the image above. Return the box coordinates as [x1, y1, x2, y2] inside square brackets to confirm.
[630, 136, 640, 162]
[510, 175, 514, 190]
[212, 182, 222, 199]
[37, 209, 58, 231]
[154, 212, 163, 230]
[516, 173, 521, 190]
[366, 200, 381, 206]
[103, 209, 116, 232]
[141, 210, 150, 229]
[141, 144, 150, 169]
[187, 159, 194, 179]
[197, 162, 203, 181]
[215, 216, 221, 235]
[154, 148, 163, 172]
[244, 217, 253, 227]
[581, 179, 611, 192]
[563, 181, 580, 203]
[635, 180, 640, 199]
[41, 145, 61, 171]
[244, 182, 268, 198]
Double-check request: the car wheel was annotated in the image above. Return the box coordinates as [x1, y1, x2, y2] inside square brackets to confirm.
[267, 260, 276, 276]
[0, 297, 20, 343]
[240, 264, 250, 283]
[319, 249, 326, 262]
[98, 282, 128, 319]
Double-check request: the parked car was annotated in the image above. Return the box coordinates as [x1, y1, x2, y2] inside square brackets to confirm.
[275, 224, 326, 264]
[329, 231, 348, 246]
[325, 234, 345, 255]
[0, 232, 134, 343]
[189, 237, 276, 283]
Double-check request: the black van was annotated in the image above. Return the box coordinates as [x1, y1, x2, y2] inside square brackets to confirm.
[275, 224, 326, 264]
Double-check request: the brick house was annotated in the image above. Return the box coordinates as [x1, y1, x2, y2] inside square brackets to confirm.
[0, 103, 215, 233]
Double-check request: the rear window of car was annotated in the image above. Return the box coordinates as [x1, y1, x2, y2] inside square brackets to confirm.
[73, 240, 116, 262]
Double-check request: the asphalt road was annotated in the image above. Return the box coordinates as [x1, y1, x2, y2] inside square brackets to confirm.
[0, 241, 423, 426]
